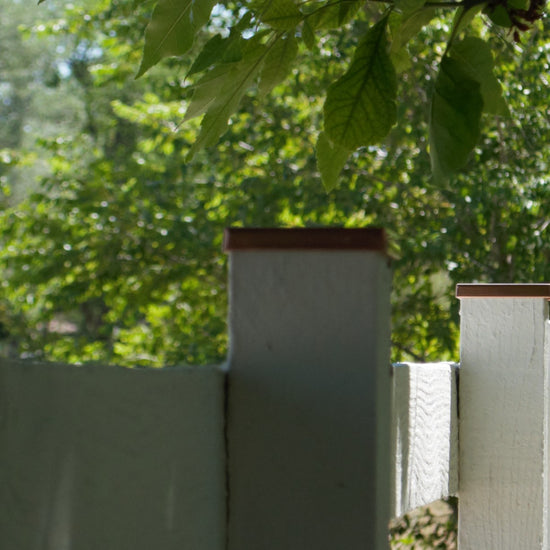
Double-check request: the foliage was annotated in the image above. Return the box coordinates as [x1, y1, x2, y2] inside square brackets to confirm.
[390, 498, 458, 548]
[36, 0, 545, 188]
[0, 0, 548, 369]
[0, 0, 86, 199]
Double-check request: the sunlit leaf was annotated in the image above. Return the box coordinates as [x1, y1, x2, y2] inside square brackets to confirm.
[394, 0, 426, 16]
[255, 0, 303, 29]
[316, 131, 351, 191]
[450, 4, 484, 38]
[448, 37, 509, 116]
[184, 64, 238, 121]
[137, 0, 216, 77]
[188, 43, 267, 158]
[390, 7, 437, 51]
[324, 16, 397, 150]
[258, 34, 298, 95]
[430, 56, 483, 178]
[307, 0, 362, 30]
[186, 32, 277, 121]
[390, 46, 412, 73]
[389, 8, 437, 72]
[510, 0, 530, 9]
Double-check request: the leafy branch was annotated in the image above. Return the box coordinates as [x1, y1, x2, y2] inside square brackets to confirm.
[39, 0, 547, 189]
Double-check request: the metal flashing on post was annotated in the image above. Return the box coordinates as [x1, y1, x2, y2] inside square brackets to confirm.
[223, 227, 388, 253]
[456, 283, 550, 299]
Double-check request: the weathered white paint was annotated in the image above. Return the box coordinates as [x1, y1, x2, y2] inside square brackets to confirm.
[0, 361, 226, 550]
[392, 362, 458, 517]
[458, 297, 550, 550]
[226, 248, 392, 550]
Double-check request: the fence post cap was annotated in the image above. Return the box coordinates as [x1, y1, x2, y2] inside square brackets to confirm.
[223, 227, 388, 253]
[456, 283, 550, 298]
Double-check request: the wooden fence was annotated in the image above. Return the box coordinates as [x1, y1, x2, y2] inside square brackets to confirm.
[1, 227, 549, 549]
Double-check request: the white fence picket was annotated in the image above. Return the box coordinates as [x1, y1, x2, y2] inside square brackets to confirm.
[393, 362, 458, 517]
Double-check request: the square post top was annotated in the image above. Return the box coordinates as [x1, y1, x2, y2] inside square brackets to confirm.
[223, 227, 388, 254]
[456, 283, 550, 299]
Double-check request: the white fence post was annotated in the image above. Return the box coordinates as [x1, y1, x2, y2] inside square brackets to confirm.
[457, 284, 550, 550]
[224, 228, 392, 550]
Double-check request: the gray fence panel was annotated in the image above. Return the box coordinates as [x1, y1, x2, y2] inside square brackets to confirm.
[0, 361, 225, 550]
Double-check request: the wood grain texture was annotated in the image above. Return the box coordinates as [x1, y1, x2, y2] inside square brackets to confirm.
[458, 298, 550, 550]
[392, 363, 458, 518]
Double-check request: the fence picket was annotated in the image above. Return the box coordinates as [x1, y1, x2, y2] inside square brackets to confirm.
[392, 362, 458, 517]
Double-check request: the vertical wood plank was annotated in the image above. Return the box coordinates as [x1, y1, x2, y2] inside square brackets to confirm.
[225, 229, 392, 550]
[393, 362, 458, 517]
[458, 296, 550, 550]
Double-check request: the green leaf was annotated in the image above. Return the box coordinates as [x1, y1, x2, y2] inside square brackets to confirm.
[255, 0, 303, 29]
[185, 34, 273, 122]
[302, 20, 316, 50]
[509, 0, 529, 9]
[307, 0, 363, 30]
[390, 47, 412, 73]
[389, 8, 437, 71]
[390, 8, 437, 50]
[316, 132, 351, 191]
[450, 4, 484, 38]
[187, 43, 267, 159]
[189, 11, 255, 74]
[258, 34, 299, 95]
[430, 56, 483, 178]
[394, 0, 426, 16]
[187, 34, 227, 76]
[485, 4, 513, 27]
[137, 0, 217, 78]
[184, 64, 238, 121]
[324, 16, 397, 150]
[338, 0, 363, 24]
[449, 37, 509, 116]
[188, 28, 246, 77]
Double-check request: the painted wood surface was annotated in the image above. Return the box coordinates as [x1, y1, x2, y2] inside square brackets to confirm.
[458, 297, 550, 550]
[12, 241, 550, 549]
[0, 362, 226, 550]
[393, 362, 458, 517]
[226, 247, 392, 550]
